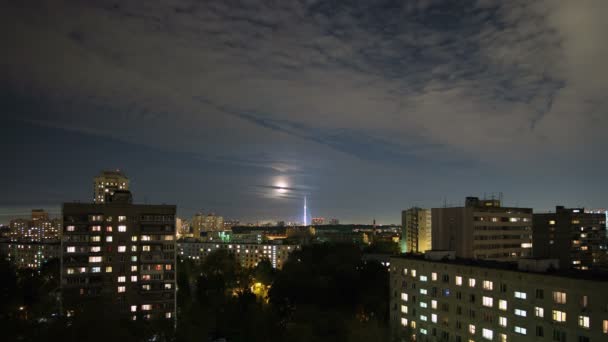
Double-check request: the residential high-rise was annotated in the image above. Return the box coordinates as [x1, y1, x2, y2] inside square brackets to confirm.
[390, 253, 608, 342]
[191, 212, 224, 237]
[61, 191, 176, 320]
[93, 170, 129, 203]
[9, 209, 61, 242]
[431, 197, 532, 261]
[401, 207, 432, 253]
[533, 206, 608, 270]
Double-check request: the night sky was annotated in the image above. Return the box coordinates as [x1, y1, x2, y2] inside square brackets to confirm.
[2, 1, 607, 224]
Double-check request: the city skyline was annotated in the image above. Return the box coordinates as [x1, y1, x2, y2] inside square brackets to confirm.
[2, 1, 607, 225]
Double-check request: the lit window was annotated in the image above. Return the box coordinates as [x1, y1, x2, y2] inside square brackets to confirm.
[106, 266, 113, 273]
[401, 305, 408, 314]
[603, 320, 608, 334]
[549, 220, 555, 225]
[420, 288, 427, 295]
[514, 326, 526, 335]
[420, 315, 427, 322]
[131, 236, 138, 242]
[499, 333, 507, 342]
[118, 246, 126, 252]
[91, 236, 101, 242]
[66, 225, 75, 231]
[131, 256, 137, 262]
[411, 321, 416, 328]
[420, 275, 428, 282]
[164, 283, 172, 290]
[420, 328, 427, 335]
[469, 324, 476, 335]
[90, 246, 101, 252]
[483, 280, 493, 290]
[431, 300, 437, 309]
[420, 302, 428, 308]
[142, 284, 151, 290]
[411, 269, 417, 277]
[118, 276, 126, 283]
[499, 316, 507, 327]
[482, 328, 493, 340]
[482, 296, 493, 307]
[131, 275, 137, 282]
[142, 304, 152, 311]
[67, 246, 75, 253]
[401, 318, 408, 327]
[118, 286, 126, 293]
[66, 268, 75, 274]
[131, 265, 137, 272]
[535, 307, 544, 318]
[552, 310, 566, 322]
[432, 272, 437, 281]
[165, 312, 172, 319]
[468, 278, 476, 288]
[498, 300, 507, 311]
[131, 246, 137, 252]
[401, 293, 408, 302]
[118, 216, 127, 222]
[118, 225, 127, 232]
[514, 291, 527, 299]
[141, 235, 151, 241]
[106, 236, 113, 242]
[431, 314, 437, 323]
[131, 305, 137, 312]
[578, 315, 590, 328]
[91, 267, 101, 273]
[165, 264, 172, 270]
[88, 256, 102, 263]
[455, 276, 463, 286]
[514, 309, 527, 317]
[143, 245, 151, 251]
[553, 291, 567, 304]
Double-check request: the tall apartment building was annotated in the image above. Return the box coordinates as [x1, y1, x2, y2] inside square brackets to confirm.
[432, 197, 532, 261]
[390, 253, 608, 342]
[191, 212, 224, 237]
[5, 241, 60, 268]
[61, 191, 176, 320]
[401, 208, 432, 254]
[177, 241, 299, 269]
[533, 206, 608, 270]
[9, 209, 61, 242]
[93, 170, 129, 203]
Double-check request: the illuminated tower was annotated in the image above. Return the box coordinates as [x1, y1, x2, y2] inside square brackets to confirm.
[303, 196, 308, 226]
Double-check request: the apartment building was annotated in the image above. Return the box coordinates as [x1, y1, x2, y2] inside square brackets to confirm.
[390, 253, 608, 342]
[401, 207, 432, 253]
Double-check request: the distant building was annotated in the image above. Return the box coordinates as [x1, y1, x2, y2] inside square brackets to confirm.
[61, 191, 176, 320]
[5, 241, 60, 268]
[9, 209, 61, 242]
[177, 241, 299, 269]
[191, 212, 224, 237]
[311, 217, 325, 225]
[401, 207, 432, 253]
[533, 206, 608, 270]
[223, 219, 240, 230]
[390, 253, 608, 342]
[329, 218, 340, 225]
[431, 197, 532, 261]
[93, 170, 129, 203]
[175, 217, 192, 239]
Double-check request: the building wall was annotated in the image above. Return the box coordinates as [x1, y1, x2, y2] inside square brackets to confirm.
[533, 208, 607, 270]
[177, 241, 299, 269]
[93, 171, 129, 203]
[61, 202, 176, 321]
[432, 200, 532, 261]
[5, 242, 60, 268]
[402, 208, 432, 254]
[390, 256, 608, 342]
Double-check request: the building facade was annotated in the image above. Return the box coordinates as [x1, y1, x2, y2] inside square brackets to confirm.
[93, 170, 129, 203]
[533, 207, 608, 270]
[191, 212, 224, 237]
[61, 195, 176, 321]
[177, 241, 299, 269]
[432, 197, 532, 261]
[5, 241, 60, 268]
[390, 254, 608, 342]
[401, 208, 432, 254]
[9, 209, 61, 242]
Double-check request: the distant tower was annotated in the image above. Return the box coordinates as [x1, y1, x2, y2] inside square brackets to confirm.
[94, 170, 129, 203]
[303, 196, 308, 226]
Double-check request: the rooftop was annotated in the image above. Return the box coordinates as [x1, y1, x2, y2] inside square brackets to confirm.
[391, 253, 608, 282]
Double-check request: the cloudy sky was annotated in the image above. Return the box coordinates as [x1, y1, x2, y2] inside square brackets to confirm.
[1, 0, 607, 224]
